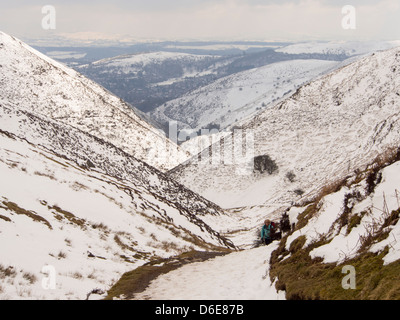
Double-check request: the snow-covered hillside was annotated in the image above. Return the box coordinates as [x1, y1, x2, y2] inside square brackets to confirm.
[267, 151, 400, 300]
[78, 51, 231, 113]
[88, 51, 218, 74]
[0, 31, 189, 171]
[286, 154, 400, 266]
[170, 46, 400, 215]
[0, 102, 235, 300]
[150, 59, 340, 132]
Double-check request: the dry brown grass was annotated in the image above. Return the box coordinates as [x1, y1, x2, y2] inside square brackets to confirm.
[2, 201, 52, 230]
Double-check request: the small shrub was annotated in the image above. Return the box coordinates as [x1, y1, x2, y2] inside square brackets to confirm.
[286, 171, 296, 183]
[294, 189, 305, 196]
[365, 169, 382, 195]
[23, 272, 37, 284]
[91, 222, 110, 232]
[71, 271, 83, 279]
[0, 265, 16, 279]
[86, 288, 105, 300]
[58, 251, 67, 259]
[253, 155, 278, 174]
[204, 122, 220, 131]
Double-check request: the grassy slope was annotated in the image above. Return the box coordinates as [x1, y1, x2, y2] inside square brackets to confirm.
[269, 148, 400, 300]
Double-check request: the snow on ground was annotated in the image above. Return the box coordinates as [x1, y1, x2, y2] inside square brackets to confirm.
[0, 135, 140, 299]
[285, 188, 348, 251]
[309, 161, 400, 265]
[0, 131, 225, 300]
[179, 131, 231, 156]
[135, 245, 285, 300]
[2, 31, 400, 300]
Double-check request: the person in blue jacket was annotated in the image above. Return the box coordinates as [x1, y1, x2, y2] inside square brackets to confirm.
[261, 219, 275, 245]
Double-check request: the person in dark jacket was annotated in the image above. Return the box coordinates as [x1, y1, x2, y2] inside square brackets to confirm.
[261, 219, 275, 245]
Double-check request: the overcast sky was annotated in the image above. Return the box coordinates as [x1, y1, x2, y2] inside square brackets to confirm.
[1, 0, 400, 43]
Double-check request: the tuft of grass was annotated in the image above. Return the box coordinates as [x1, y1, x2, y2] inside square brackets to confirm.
[114, 233, 138, 252]
[358, 208, 400, 253]
[91, 222, 111, 233]
[49, 205, 86, 229]
[0, 265, 17, 279]
[22, 272, 38, 284]
[295, 204, 318, 230]
[346, 212, 364, 235]
[57, 251, 67, 260]
[33, 171, 56, 181]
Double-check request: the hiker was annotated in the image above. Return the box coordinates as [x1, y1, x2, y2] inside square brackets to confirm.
[280, 211, 291, 234]
[261, 219, 275, 245]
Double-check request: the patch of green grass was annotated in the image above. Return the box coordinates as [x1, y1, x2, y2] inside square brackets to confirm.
[269, 149, 400, 300]
[271, 202, 400, 299]
[295, 204, 317, 230]
[270, 236, 400, 300]
[270, 206, 400, 300]
[346, 212, 364, 235]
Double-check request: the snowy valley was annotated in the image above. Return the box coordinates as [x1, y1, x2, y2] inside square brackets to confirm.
[1, 30, 400, 300]
[171, 45, 400, 211]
